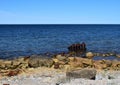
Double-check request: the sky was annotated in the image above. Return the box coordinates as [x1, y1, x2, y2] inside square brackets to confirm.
[0, 0, 120, 24]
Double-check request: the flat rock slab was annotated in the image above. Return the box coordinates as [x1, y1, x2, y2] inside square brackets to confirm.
[66, 68, 97, 80]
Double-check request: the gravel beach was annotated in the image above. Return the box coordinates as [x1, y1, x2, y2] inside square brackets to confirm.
[0, 67, 120, 85]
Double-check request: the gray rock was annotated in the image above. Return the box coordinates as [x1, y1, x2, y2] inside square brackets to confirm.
[28, 57, 54, 68]
[66, 68, 96, 80]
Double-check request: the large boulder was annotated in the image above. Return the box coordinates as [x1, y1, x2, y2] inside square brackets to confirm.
[28, 57, 54, 68]
[66, 68, 96, 80]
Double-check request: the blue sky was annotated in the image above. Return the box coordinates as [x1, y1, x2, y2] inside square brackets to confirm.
[0, 0, 120, 24]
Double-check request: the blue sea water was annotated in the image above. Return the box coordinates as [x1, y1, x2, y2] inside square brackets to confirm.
[0, 25, 120, 59]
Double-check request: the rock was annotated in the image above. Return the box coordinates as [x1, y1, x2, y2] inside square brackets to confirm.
[116, 54, 120, 58]
[52, 58, 59, 63]
[86, 52, 94, 59]
[108, 71, 120, 79]
[93, 60, 107, 70]
[56, 55, 67, 61]
[17, 57, 25, 63]
[54, 62, 60, 69]
[111, 60, 120, 70]
[69, 61, 83, 69]
[0, 60, 5, 69]
[28, 57, 54, 68]
[68, 57, 76, 62]
[7, 70, 20, 77]
[68, 43, 87, 53]
[53, 55, 69, 65]
[42, 58, 54, 67]
[104, 60, 112, 67]
[18, 56, 30, 69]
[108, 52, 116, 56]
[4, 60, 12, 69]
[102, 53, 109, 57]
[94, 53, 100, 56]
[68, 57, 93, 68]
[81, 58, 93, 68]
[59, 64, 71, 71]
[13, 60, 21, 66]
[68, 57, 83, 68]
[66, 68, 96, 80]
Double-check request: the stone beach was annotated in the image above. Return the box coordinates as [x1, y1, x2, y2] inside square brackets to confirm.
[0, 52, 120, 85]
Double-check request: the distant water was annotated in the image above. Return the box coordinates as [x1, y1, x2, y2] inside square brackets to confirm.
[0, 25, 120, 59]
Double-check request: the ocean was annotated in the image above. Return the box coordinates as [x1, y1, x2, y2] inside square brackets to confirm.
[0, 24, 120, 59]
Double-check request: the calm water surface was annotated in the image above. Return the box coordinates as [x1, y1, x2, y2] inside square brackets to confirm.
[0, 25, 120, 59]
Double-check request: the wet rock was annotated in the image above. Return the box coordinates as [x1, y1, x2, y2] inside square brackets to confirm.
[108, 52, 116, 56]
[66, 68, 96, 80]
[116, 54, 120, 58]
[86, 52, 94, 59]
[94, 53, 101, 56]
[68, 42, 87, 53]
[102, 54, 109, 57]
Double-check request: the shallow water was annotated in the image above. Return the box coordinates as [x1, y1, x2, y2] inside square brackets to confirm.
[0, 25, 120, 59]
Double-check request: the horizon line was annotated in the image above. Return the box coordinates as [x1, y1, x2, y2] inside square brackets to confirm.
[0, 24, 120, 25]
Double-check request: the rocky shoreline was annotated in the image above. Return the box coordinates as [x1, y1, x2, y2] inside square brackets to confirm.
[0, 52, 120, 85]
